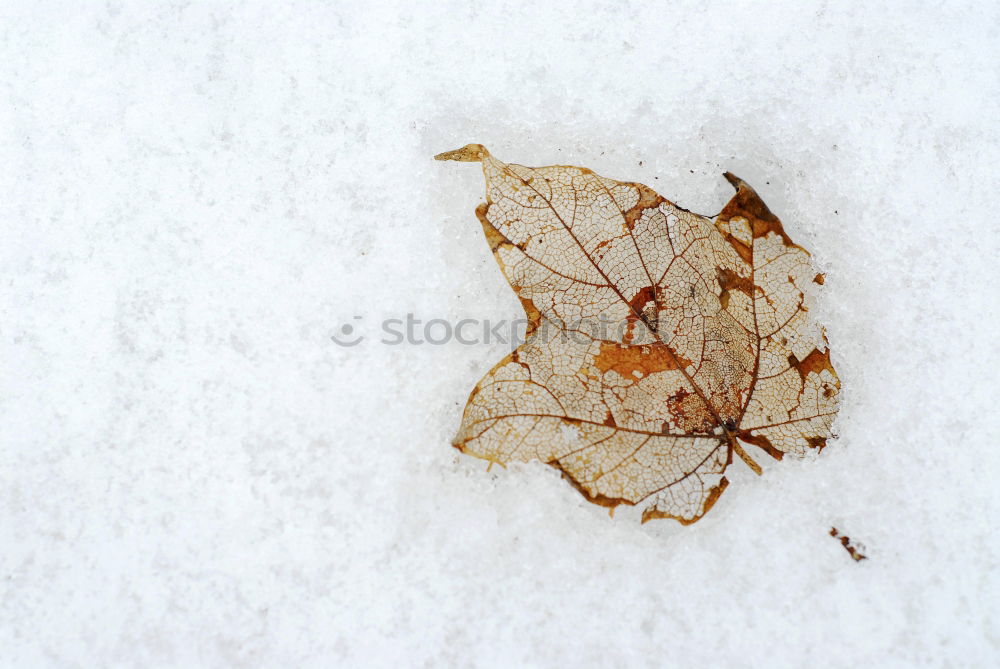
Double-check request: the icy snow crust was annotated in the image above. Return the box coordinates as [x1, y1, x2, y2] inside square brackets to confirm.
[2, 1, 998, 666]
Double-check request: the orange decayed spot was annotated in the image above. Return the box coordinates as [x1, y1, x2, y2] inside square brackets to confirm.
[593, 341, 690, 379]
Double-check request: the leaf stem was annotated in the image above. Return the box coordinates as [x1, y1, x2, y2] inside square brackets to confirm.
[731, 438, 763, 476]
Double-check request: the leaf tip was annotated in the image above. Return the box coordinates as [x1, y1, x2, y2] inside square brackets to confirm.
[722, 171, 749, 192]
[434, 143, 490, 162]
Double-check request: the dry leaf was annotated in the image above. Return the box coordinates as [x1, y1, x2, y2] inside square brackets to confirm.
[437, 144, 839, 524]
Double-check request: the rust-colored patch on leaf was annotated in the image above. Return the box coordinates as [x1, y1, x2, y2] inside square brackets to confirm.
[517, 296, 542, 337]
[474, 202, 505, 252]
[807, 436, 828, 451]
[717, 267, 757, 309]
[623, 285, 658, 343]
[438, 144, 840, 524]
[830, 527, 867, 562]
[789, 349, 837, 382]
[721, 231, 753, 265]
[622, 184, 666, 230]
[593, 341, 690, 379]
[719, 172, 795, 246]
[736, 431, 785, 461]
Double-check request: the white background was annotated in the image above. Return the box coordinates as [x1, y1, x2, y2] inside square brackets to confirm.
[2, 1, 998, 666]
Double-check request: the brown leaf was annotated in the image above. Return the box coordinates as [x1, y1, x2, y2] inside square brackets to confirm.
[437, 144, 840, 524]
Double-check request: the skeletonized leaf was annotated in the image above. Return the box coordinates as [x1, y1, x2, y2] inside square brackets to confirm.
[437, 144, 839, 524]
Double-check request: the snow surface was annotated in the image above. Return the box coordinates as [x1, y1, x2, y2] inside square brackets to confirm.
[2, 1, 999, 666]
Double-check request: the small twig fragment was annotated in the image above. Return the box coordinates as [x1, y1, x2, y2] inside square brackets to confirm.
[830, 527, 867, 562]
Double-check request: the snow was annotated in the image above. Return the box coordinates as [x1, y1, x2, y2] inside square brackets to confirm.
[2, 1, 998, 666]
